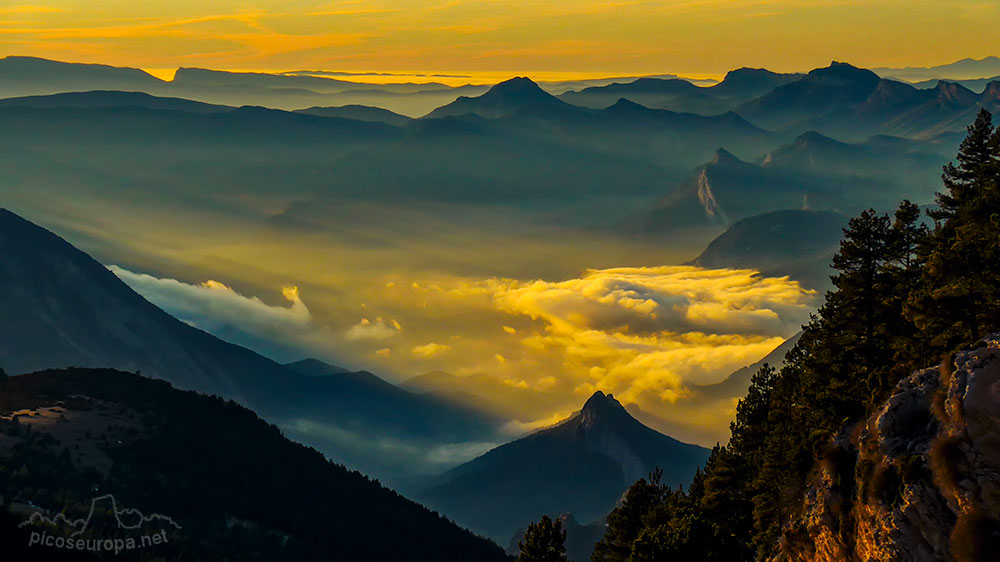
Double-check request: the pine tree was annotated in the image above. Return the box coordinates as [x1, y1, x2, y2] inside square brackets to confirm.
[911, 108, 1000, 349]
[591, 471, 667, 562]
[886, 200, 929, 377]
[932, 108, 995, 224]
[517, 515, 569, 562]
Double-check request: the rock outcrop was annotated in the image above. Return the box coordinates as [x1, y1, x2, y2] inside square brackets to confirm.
[775, 335, 1000, 562]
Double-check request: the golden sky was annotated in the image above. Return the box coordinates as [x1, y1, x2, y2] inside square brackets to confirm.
[1, 1, 997, 77]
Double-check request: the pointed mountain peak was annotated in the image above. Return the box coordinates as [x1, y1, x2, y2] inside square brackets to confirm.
[605, 97, 648, 112]
[579, 390, 629, 426]
[484, 76, 547, 97]
[794, 130, 837, 146]
[711, 147, 742, 165]
[424, 76, 571, 119]
[283, 357, 350, 376]
[581, 390, 608, 409]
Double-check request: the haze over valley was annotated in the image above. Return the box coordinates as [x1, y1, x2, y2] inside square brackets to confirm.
[3, 5, 1000, 558]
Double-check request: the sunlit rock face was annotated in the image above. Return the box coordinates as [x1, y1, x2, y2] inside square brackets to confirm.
[775, 335, 1000, 562]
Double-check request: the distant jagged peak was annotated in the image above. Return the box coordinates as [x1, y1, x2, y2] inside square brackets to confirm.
[711, 147, 743, 165]
[604, 97, 651, 112]
[792, 130, 845, 148]
[932, 80, 978, 106]
[578, 390, 633, 428]
[424, 75, 570, 119]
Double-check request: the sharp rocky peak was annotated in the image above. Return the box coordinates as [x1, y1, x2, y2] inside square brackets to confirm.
[579, 391, 630, 427]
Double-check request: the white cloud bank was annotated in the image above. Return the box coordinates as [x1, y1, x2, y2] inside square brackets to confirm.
[109, 266, 321, 362]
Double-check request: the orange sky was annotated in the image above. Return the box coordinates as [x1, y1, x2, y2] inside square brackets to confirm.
[1, 1, 997, 77]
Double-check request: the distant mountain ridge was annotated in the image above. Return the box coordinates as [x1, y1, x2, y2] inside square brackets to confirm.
[0, 55, 484, 115]
[626, 127, 955, 236]
[418, 391, 709, 543]
[625, 148, 815, 233]
[424, 76, 579, 119]
[0, 56, 164, 98]
[293, 104, 412, 126]
[874, 55, 1000, 81]
[558, 68, 802, 113]
[283, 357, 352, 376]
[0, 90, 232, 113]
[736, 61, 1000, 139]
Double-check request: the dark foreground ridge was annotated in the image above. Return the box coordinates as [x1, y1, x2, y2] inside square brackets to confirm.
[0, 368, 508, 561]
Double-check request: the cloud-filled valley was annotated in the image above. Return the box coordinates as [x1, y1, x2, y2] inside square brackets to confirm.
[109, 261, 816, 444]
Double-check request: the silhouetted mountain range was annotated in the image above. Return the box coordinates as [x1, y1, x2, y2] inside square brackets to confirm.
[0, 90, 231, 113]
[874, 55, 1000, 82]
[425, 76, 579, 119]
[559, 68, 802, 114]
[0, 59, 976, 271]
[418, 391, 709, 543]
[627, 128, 955, 235]
[0, 56, 165, 98]
[294, 104, 412, 126]
[0, 56, 487, 115]
[736, 61, 1000, 139]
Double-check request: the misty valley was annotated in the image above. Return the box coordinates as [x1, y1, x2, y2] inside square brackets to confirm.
[2, 44, 1000, 562]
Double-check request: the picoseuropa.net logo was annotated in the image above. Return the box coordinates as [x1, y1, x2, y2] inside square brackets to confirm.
[18, 494, 181, 555]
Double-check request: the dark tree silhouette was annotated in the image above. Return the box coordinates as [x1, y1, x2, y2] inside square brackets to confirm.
[587, 109, 1000, 562]
[517, 515, 569, 562]
[910, 108, 1000, 349]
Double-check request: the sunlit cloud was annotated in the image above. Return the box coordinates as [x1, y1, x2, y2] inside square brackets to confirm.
[345, 317, 401, 341]
[111, 266, 311, 331]
[412, 342, 451, 357]
[109, 266, 333, 364]
[107, 253, 811, 447]
[386, 265, 816, 443]
[500, 410, 576, 436]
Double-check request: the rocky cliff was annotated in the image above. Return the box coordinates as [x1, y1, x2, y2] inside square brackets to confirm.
[775, 335, 1000, 562]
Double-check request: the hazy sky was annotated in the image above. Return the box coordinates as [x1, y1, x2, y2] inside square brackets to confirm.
[2, 1, 997, 77]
